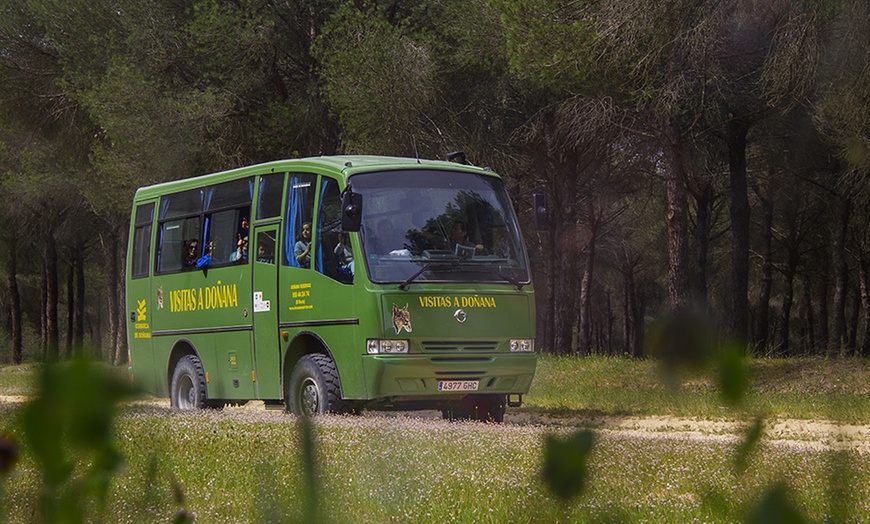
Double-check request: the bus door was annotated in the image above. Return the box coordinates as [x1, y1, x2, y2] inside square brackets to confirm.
[127, 200, 157, 388]
[251, 223, 281, 398]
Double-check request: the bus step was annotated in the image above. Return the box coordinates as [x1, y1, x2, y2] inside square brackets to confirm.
[507, 394, 522, 408]
[264, 400, 285, 411]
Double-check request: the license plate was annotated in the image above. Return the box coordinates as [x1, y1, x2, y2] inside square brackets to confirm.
[438, 380, 479, 392]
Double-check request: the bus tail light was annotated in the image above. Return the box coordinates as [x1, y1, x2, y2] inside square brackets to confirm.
[509, 339, 534, 352]
[367, 339, 409, 354]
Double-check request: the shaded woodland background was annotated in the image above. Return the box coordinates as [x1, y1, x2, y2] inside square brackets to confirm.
[0, 0, 868, 365]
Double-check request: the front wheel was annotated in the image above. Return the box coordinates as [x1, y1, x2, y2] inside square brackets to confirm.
[441, 394, 506, 423]
[286, 354, 343, 416]
[170, 354, 207, 410]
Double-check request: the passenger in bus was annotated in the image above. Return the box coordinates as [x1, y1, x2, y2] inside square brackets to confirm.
[334, 231, 354, 276]
[371, 218, 409, 255]
[294, 222, 312, 267]
[238, 216, 249, 239]
[257, 243, 273, 264]
[450, 220, 484, 255]
[182, 240, 199, 270]
[230, 234, 248, 262]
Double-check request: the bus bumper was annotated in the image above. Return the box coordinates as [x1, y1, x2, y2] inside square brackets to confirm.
[360, 353, 536, 401]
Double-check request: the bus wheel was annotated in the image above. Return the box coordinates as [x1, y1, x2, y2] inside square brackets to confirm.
[476, 394, 506, 423]
[442, 394, 505, 423]
[170, 355, 207, 410]
[287, 354, 342, 416]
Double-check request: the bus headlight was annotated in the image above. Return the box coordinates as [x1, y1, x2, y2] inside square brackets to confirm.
[509, 339, 535, 352]
[367, 339, 410, 354]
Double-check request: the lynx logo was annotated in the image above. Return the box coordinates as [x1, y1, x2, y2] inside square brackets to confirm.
[392, 303, 412, 334]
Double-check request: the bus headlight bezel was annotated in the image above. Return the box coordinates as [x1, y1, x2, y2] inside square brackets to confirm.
[509, 338, 535, 352]
[367, 339, 410, 354]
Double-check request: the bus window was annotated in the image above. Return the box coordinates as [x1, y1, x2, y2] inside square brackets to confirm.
[283, 173, 317, 268]
[316, 177, 352, 283]
[131, 203, 154, 279]
[205, 208, 250, 264]
[207, 178, 253, 210]
[257, 173, 284, 219]
[156, 216, 200, 273]
[256, 230, 276, 264]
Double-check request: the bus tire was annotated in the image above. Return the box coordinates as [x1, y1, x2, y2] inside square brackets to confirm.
[442, 394, 506, 423]
[170, 354, 208, 410]
[477, 394, 506, 423]
[287, 354, 342, 416]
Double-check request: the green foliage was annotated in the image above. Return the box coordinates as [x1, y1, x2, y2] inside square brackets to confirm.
[746, 483, 807, 524]
[2, 355, 869, 521]
[314, 3, 437, 154]
[541, 429, 595, 500]
[491, 0, 596, 93]
[18, 359, 136, 522]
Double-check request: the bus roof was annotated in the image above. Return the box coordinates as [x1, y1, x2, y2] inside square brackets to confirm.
[133, 155, 498, 200]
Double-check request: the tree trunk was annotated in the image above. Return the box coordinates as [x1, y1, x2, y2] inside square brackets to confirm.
[664, 117, 691, 313]
[45, 241, 60, 360]
[578, 224, 597, 355]
[755, 196, 773, 353]
[6, 239, 22, 365]
[830, 197, 850, 356]
[780, 257, 797, 356]
[75, 246, 85, 354]
[802, 278, 816, 353]
[115, 246, 128, 365]
[41, 262, 47, 359]
[66, 259, 74, 357]
[817, 276, 829, 355]
[858, 254, 870, 357]
[106, 232, 120, 364]
[847, 285, 860, 355]
[727, 120, 750, 347]
[694, 182, 713, 314]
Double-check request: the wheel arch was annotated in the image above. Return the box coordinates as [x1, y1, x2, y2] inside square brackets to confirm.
[282, 331, 341, 399]
[167, 338, 201, 392]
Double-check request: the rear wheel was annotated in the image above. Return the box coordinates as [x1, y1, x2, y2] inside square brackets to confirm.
[286, 354, 343, 416]
[170, 355, 207, 410]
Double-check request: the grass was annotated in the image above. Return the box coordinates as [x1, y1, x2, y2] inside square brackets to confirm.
[1, 355, 869, 523]
[526, 355, 870, 423]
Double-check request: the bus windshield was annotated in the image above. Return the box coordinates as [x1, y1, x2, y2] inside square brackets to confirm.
[352, 169, 530, 285]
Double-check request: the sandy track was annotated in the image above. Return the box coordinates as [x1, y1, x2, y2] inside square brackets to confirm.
[3, 395, 868, 453]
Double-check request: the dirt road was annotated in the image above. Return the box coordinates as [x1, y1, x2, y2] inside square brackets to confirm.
[2, 395, 867, 453]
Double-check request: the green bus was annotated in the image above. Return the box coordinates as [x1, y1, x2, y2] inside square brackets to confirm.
[126, 155, 539, 421]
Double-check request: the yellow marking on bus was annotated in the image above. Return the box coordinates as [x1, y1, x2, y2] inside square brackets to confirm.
[252, 370, 256, 382]
[205, 372, 209, 383]
[417, 295, 498, 308]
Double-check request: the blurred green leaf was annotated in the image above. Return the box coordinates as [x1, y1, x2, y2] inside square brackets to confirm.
[0, 434, 19, 475]
[19, 358, 137, 522]
[734, 417, 764, 473]
[746, 482, 807, 524]
[719, 344, 748, 407]
[542, 429, 595, 500]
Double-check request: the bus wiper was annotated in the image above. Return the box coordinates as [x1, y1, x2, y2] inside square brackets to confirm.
[398, 260, 459, 290]
[496, 271, 524, 291]
[398, 262, 433, 291]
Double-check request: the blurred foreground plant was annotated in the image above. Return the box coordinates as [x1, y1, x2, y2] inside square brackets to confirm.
[18, 358, 136, 523]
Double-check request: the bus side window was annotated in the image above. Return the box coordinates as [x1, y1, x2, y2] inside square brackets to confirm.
[257, 173, 284, 220]
[316, 177, 352, 284]
[256, 231, 276, 264]
[131, 203, 154, 279]
[283, 173, 317, 268]
[156, 217, 200, 273]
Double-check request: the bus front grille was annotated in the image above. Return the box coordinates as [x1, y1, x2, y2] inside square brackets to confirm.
[422, 341, 499, 352]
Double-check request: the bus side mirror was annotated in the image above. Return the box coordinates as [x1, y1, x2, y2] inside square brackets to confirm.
[533, 192, 549, 231]
[341, 190, 362, 232]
